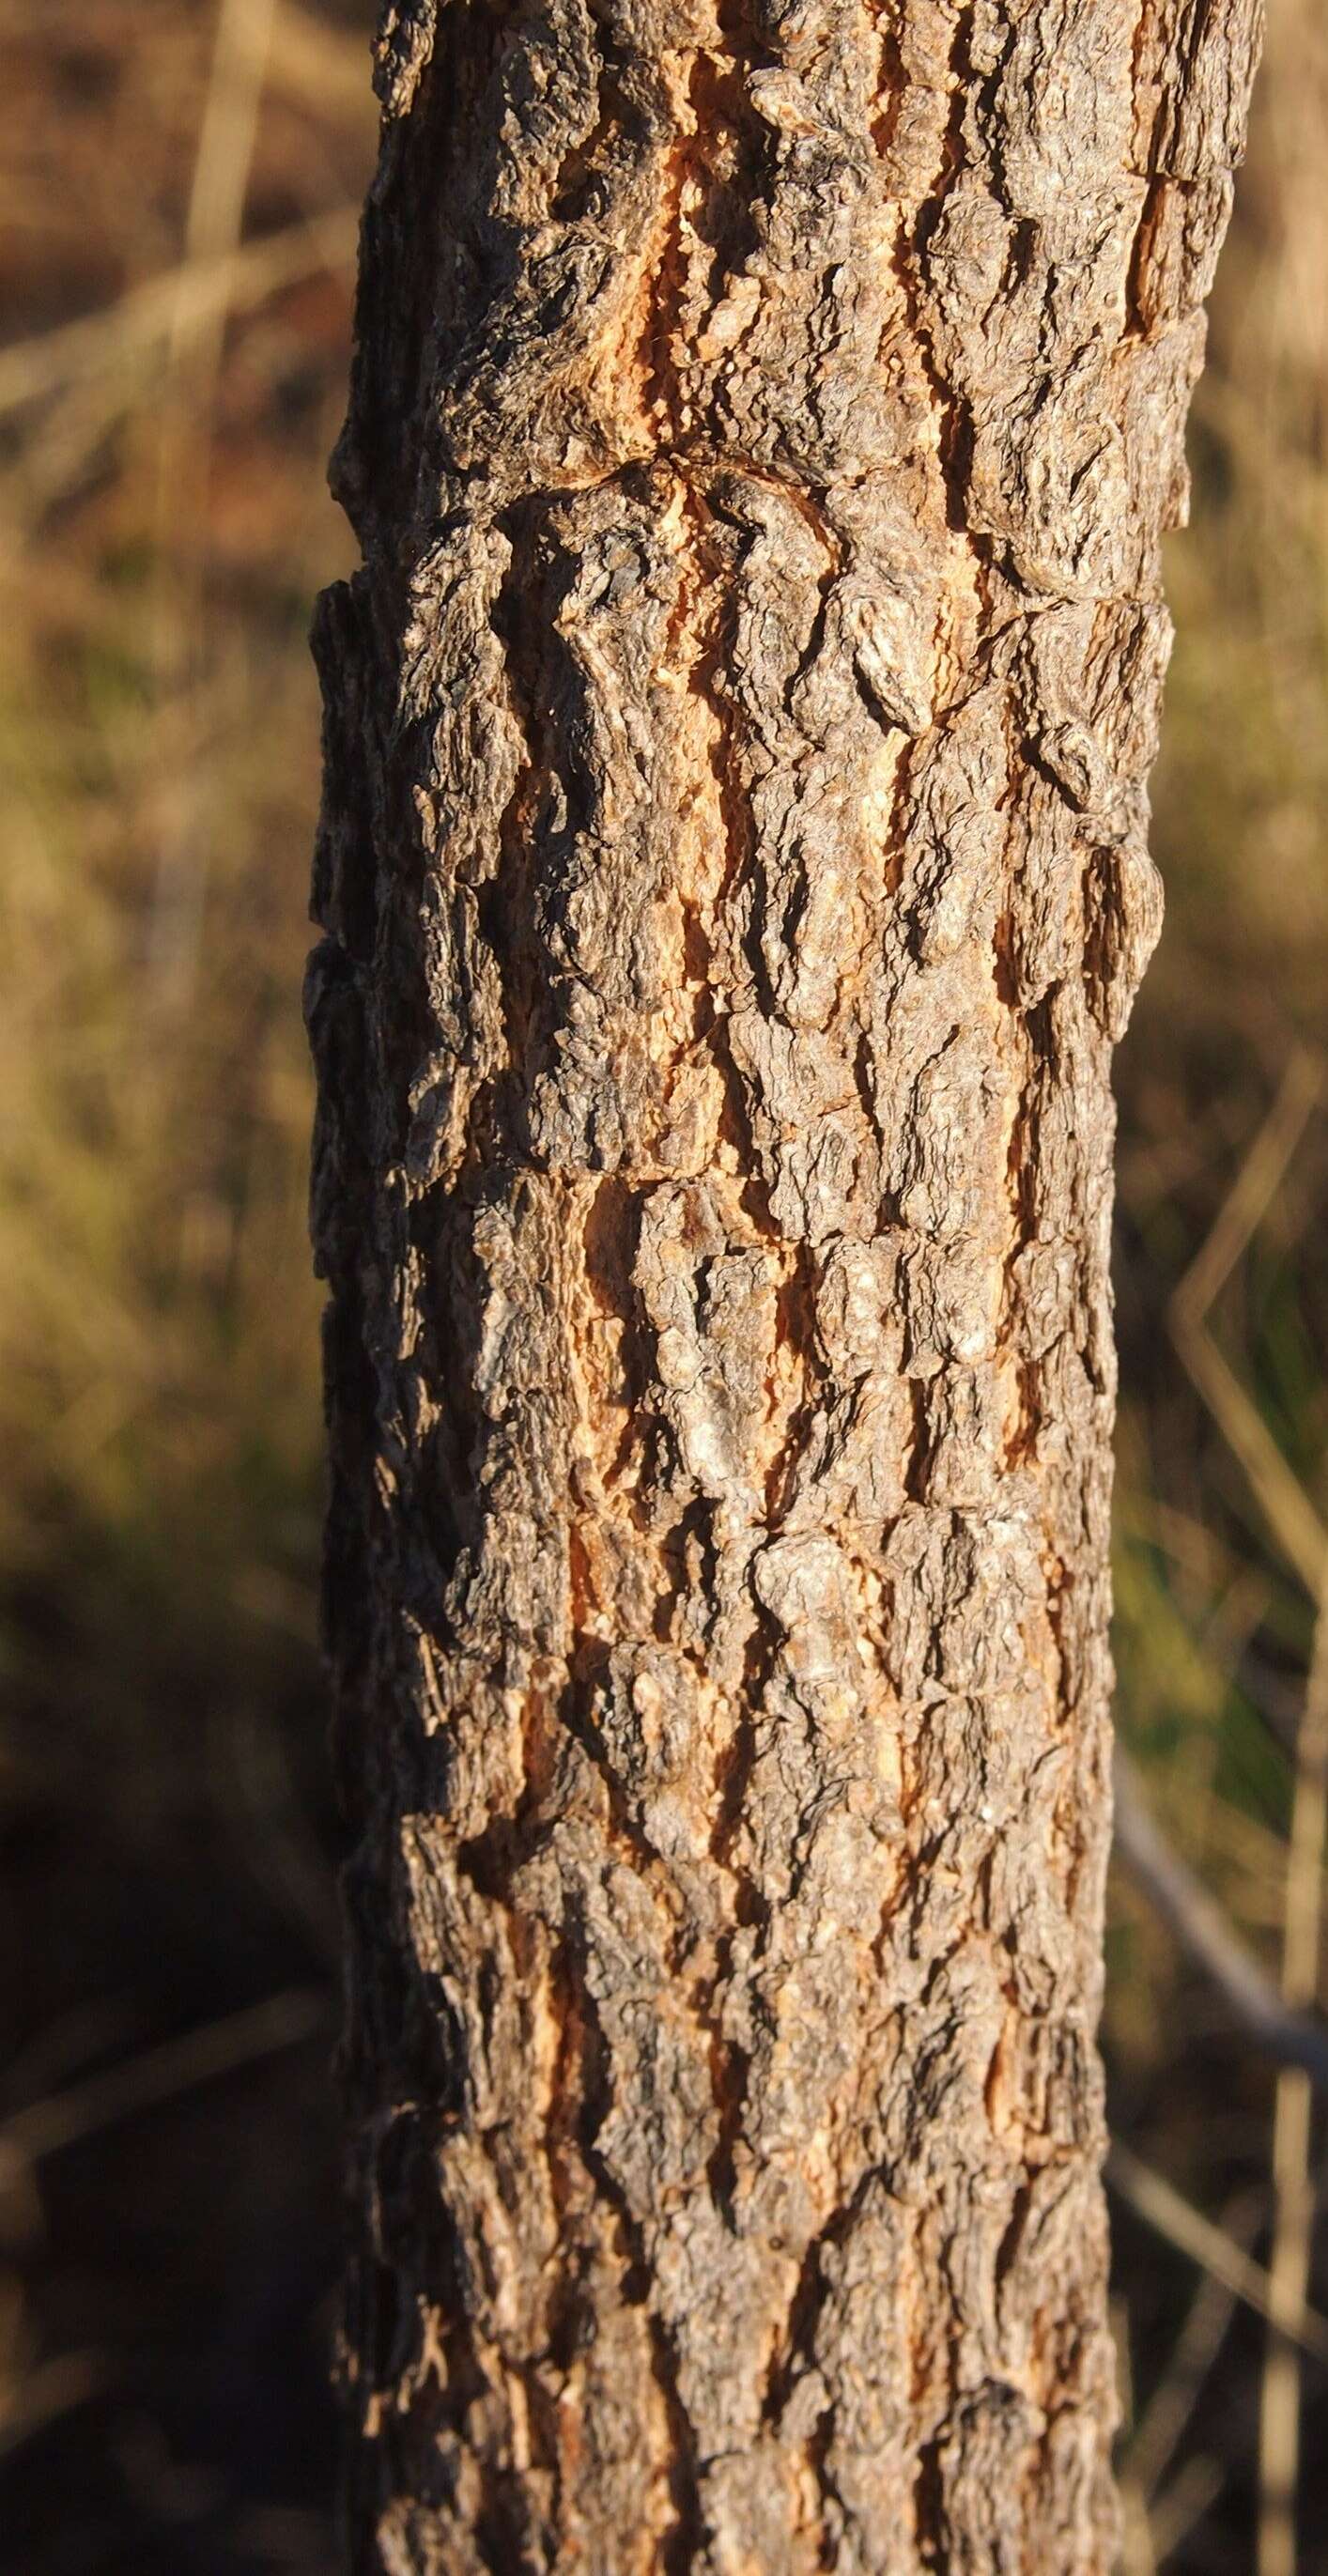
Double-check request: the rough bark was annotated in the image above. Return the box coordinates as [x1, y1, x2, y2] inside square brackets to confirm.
[307, 0, 1261, 2566]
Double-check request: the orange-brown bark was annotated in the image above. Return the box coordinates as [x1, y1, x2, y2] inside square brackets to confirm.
[309, 0, 1262, 2564]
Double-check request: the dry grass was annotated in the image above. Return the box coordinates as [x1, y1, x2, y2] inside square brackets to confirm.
[0, 9, 372, 2565]
[0, 3, 1325, 2570]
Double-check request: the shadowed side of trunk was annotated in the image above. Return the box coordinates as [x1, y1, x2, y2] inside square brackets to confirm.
[308, 0, 1262, 2566]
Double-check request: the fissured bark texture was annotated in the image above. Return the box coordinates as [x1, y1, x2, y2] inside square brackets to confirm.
[308, 0, 1260, 2566]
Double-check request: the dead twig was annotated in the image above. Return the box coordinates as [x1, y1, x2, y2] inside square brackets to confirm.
[0, 208, 359, 420]
[0, 1988, 329, 2170]
[1105, 2144, 1328, 2365]
[1114, 1747, 1328, 2089]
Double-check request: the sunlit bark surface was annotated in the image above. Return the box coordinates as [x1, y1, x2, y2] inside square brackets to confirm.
[308, 0, 1261, 2563]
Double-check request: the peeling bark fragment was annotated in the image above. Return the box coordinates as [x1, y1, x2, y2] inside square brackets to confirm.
[312, 0, 1261, 2566]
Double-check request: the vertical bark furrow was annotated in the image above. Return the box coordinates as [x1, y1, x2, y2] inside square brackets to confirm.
[312, 0, 1261, 2567]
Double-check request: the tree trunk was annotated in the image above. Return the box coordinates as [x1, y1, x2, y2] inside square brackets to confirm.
[308, 0, 1261, 2565]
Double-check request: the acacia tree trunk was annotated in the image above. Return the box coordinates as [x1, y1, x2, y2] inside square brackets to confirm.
[308, 0, 1261, 2565]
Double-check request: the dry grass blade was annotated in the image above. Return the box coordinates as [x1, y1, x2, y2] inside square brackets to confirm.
[1173, 1050, 1322, 1326]
[168, 0, 279, 388]
[1126, 2200, 1258, 2502]
[1106, 2145, 1328, 2365]
[1120, 2481, 1158, 2576]
[1150, 2457, 1229, 2568]
[1258, 1597, 1328, 2576]
[1170, 1048, 1327, 1597]
[0, 1989, 328, 2168]
[0, 208, 360, 420]
[1177, 1334, 1328, 1605]
[266, 0, 374, 112]
[1117, 2294, 1160, 2576]
[150, 0, 282, 1011]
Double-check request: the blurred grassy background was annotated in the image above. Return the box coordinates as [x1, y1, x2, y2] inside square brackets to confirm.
[0, 3, 1324, 2570]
